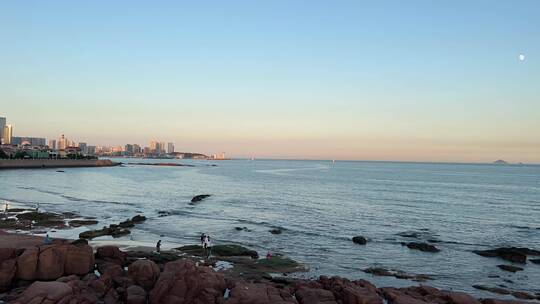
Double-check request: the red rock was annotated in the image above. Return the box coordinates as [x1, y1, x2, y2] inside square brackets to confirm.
[0, 248, 16, 262]
[102, 262, 125, 279]
[104, 288, 121, 304]
[442, 291, 481, 304]
[128, 259, 160, 290]
[12, 281, 73, 304]
[295, 287, 337, 304]
[96, 246, 126, 266]
[381, 286, 482, 304]
[225, 282, 298, 304]
[0, 259, 16, 292]
[381, 287, 431, 304]
[481, 300, 531, 304]
[149, 259, 226, 304]
[65, 244, 94, 275]
[36, 245, 67, 280]
[90, 273, 114, 298]
[16, 247, 39, 280]
[318, 276, 382, 304]
[127, 285, 147, 304]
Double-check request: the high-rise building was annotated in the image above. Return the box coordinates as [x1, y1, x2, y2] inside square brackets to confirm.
[0, 117, 6, 144]
[133, 144, 141, 155]
[125, 144, 134, 155]
[78, 142, 88, 154]
[58, 135, 67, 150]
[3, 124, 12, 145]
[87, 146, 96, 155]
[167, 142, 175, 154]
[48, 139, 57, 150]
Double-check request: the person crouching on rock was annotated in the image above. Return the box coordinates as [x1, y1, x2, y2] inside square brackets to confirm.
[156, 240, 162, 253]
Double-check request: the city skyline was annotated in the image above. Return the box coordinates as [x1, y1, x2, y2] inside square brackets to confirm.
[1, 1, 539, 163]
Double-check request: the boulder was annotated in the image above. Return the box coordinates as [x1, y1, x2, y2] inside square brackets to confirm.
[497, 265, 523, 273]
[36, 245, 67, 280]
[96, 246, 126, 266]
[317, 276, 382, 304]
[352, 236, 368, 245]
[381, 286, 481, 304]
[296, 287, 337, 304]
[402, 242, 440, 252]
[128, 259, 160, 290]
[65, 244, 95, 275]
[0, 248, 16, 262]
[13, 281, 73, 304]
[126, 285, 147, 304]
[16, 247, 39, 280]
[149, 259, 226, 304]
[0, 259, 16, 292]
[225, 282, 298, 304]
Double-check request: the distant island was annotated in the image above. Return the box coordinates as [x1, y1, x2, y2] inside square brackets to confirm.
[493, 159, 508, 165]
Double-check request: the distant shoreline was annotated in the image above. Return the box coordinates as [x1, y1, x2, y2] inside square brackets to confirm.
[0, 159, 120, 169]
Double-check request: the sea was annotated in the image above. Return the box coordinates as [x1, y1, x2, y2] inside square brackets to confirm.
[1, 159, 539, 299]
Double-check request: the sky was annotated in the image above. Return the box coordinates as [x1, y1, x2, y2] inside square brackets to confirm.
[1, 1, 539, 163]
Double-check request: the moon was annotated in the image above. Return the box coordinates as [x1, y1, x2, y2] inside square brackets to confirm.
[519, 54, 525, 61]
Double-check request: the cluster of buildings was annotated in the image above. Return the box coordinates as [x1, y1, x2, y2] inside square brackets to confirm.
[1, 116, 227, 160]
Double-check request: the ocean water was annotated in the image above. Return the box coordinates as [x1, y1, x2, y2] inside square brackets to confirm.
[1, 159, 539, 298]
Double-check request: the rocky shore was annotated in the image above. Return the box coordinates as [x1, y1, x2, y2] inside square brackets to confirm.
[1, 230, 539, 304]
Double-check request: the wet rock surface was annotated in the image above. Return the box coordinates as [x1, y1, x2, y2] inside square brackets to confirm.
[176, 244, 259, 259]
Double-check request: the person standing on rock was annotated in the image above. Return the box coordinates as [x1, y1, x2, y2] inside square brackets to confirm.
[204, 235, 212, 259]
[44, 233, 51, 245]
[156, 240, 162, 253]
[200, 233, 206, 247]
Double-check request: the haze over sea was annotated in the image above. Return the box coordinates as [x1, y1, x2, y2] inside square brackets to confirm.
[1, 159, 539, 297]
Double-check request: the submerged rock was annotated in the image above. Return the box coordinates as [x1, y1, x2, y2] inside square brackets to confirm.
[363, 267, 432, 282]
[401, 242, 440, 252]
[473, 285, 510, 295]
[352, 236, 368, 245]
[270, 228, 282, 235]
[473, 247, 540, 264]
[530, 258, 540, 264]
[190, 194, 211, 204]
[497, 265, 524, 272]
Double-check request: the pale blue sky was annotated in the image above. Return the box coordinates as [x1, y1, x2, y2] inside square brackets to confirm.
[1, 1, 539, 162]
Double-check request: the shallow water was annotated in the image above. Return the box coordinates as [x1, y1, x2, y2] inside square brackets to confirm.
[1, 159, 539, 298]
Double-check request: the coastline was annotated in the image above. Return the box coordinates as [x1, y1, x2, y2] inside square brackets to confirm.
[0, 159, 119, 170]
[0, 230, 538, 304]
